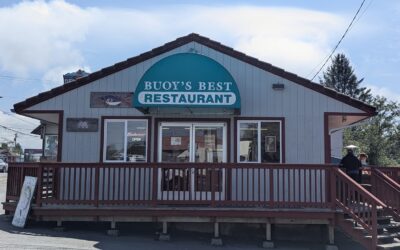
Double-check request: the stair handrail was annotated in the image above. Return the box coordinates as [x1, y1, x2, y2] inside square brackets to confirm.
[371, 168, 400, 221]
[334, 167, 386, 206]
[369, 166, 400, 185]
[372, 168, 400, 192]
[333, 167, 386, 248]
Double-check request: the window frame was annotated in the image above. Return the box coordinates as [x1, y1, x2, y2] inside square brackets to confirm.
[236, 119, 283, 164]
[43, 134, 59, 161]
[103, 118, 149, 163]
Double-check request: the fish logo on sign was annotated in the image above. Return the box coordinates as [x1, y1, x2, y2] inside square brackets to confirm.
[101, 95, 122, 106]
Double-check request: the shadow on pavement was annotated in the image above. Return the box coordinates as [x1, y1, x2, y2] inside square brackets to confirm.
[0, 214, 366, 250]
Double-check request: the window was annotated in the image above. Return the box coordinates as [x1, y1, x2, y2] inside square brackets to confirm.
[238, 120, 282, 163]
[104, 119, 148, 162]
[44, 135, 58, 161]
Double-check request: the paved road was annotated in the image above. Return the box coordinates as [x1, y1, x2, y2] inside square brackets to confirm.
[0, 173, 364, 250]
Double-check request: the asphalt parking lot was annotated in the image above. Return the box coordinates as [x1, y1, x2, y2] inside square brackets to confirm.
[0, 173, 364, 250]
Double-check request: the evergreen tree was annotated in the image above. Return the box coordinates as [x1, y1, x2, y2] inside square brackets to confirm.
[320, 53, 371, 102]
[321, 53, 400, 166]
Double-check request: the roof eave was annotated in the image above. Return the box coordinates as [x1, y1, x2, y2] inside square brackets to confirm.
[13, 33, 376, 115]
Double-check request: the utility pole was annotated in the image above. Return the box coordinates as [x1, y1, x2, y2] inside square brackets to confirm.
[14, 133, 17, 148]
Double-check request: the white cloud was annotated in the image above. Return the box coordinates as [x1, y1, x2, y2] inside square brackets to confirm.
[366, 84, 400, 103]
[0, 1, 351, 149]
[0, 1, 95, 75]
[0, 1, 346, 87]
[188, 6, 344, 76]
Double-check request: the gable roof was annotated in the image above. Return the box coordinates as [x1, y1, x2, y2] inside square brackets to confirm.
[14, 33, 376, 114]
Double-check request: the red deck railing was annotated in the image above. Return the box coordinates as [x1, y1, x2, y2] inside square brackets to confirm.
[373, 166, 400, 184]
[370, 168, 400, 221]
[6, 163, 40, 201]
[332, 167, 386, 247]
[6, 163, 335, 209]
[6, 162, 397, 249]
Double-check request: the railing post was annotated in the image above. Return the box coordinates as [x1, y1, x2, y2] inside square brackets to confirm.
[372, 205, 378, 248]
[330, 168, 337, 210]
[152, 164, 158, 207]
[371, 171, 377, 196]
[94, 165, 99, 207]
[269, 168, 274, 208]
[36, 164, 42, 207]
[211, 166, 216, 207]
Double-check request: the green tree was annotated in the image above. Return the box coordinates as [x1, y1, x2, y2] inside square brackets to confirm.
[1, 143, 8, 150]
[320, 53, 372, 102]
[321, 53, 400, 166]
[344, 96, 400, 165]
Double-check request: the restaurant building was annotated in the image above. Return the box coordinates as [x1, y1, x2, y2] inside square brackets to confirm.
[5, 34, 400, 249]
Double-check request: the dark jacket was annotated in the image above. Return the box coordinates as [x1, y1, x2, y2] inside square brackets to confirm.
[339, 153, 362, 173]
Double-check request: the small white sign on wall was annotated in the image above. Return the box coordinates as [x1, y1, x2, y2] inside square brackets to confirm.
[12, 176, 37, 228]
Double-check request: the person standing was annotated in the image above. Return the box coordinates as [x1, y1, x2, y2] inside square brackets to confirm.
[358, 153, 368, 166]
[339, 147, 362, 183]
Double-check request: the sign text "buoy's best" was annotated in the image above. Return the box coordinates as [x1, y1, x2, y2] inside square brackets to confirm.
[137, 81, 237, 106]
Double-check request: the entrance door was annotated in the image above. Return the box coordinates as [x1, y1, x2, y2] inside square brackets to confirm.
[158, 122, 226, 201]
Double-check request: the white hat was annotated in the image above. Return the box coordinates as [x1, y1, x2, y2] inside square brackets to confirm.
[344, 145, 358, 149]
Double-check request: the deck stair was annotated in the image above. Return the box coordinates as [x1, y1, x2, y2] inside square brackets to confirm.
[335, 167, 400, 250]
[337, 207, 400, 249]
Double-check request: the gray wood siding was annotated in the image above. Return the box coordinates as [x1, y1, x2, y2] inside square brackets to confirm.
[27, 42, 363, 163]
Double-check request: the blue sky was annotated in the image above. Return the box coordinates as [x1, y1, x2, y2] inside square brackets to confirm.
[0, 0, 399, 149]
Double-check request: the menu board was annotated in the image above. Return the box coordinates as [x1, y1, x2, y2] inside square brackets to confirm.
[12, 176, 37, 228]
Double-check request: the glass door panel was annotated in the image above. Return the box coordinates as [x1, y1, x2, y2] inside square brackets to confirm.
[160, 125, 191, 193]
[161, 125, 191, 163]
[158, 122, 226, 201]
[194, 126, 223, 163]
[194, 126, 224, 193]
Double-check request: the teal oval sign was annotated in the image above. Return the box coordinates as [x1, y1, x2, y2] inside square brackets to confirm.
[133, 53, 241, 109]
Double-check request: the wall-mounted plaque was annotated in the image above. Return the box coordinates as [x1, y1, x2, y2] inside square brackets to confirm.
[90, 92, 133, 108]
[12, 176, 37, 228]
[66, 118, 98, 132]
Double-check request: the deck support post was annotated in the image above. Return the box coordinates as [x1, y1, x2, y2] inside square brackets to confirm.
[107, 220, 119, 236]
[328, 224, 334, 244]
[262, 222, 274, 248]
[159, 221, 170, 241]
[53, 219, 65, 232]
[325, 224, 338, 250]
[211, 222, 223, 246]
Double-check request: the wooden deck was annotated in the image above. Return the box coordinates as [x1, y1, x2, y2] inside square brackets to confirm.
[3, 162, 400, 249]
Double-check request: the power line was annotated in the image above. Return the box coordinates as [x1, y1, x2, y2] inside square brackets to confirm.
[0, 74, 60, 84]
[0, 124, 39, 137]
[0, 110, 39, 126]
[351, 0, 374, 28]
[309, 0, 366, 81]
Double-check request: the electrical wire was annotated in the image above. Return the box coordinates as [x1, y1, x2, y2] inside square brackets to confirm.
[0, 74, 60, 85]
[351, 0, 374, 29]
[0, 124, 39, 137]
[0, 110, 39, 126]
[309, 0, 366, 81]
